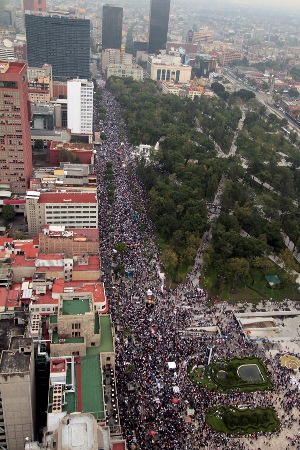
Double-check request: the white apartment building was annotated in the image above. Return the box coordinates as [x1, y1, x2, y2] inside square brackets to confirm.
[147, 54, 192, 84]
[25, 191, 98, 236]
[101, 48, 133, 71]
[67, 79, 93, 138]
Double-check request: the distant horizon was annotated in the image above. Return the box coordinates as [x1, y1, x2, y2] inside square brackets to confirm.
[174, 0, 300, 10]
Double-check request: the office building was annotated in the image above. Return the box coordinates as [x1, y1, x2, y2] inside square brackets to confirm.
[0, 61, 33, 194]
[217, 50, 243, 66]
[148, 0, 171, 54]
[25, 191, 98, 236]
[23, 0, 46, 12]
[101, 48, 132, 71]
[147, 54, 191, 84]
[106, 64, 144, 81]
[0, 313, 36, 450]
[67, 78, 93, 138]
[194, 54, 217, 78]
[25, 12, 90, 79]
[102, 5, 123, 50]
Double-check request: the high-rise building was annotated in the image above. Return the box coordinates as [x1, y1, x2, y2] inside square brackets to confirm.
[0, 313, 36, 450]
[67, 78, 93, 138]
[23, 0, 46, 12]
[0, 0, 6, 27]
[148, 0, 171, 55]
[0, 61, 32, 194]
[102, 5, 123, 50]
[25, 12, 90, 79]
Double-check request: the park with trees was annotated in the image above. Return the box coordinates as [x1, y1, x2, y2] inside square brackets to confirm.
[106, 77, 300, 301]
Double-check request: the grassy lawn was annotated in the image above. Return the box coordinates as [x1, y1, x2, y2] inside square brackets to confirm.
[203, 264, 300, 304]
[188, 357, 273, 393]
[206, 406, 280, 434]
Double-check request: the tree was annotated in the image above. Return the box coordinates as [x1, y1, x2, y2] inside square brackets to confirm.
[1, 204, 15, 226]
[161, 249, 178, 272]
[288, 88, 299, 98]
[232, 89, 255, 102]
[59, 148, 81, 164]
[211, 81, 226, 96]
[34, 139, 44, 149]
[114, 242, 127, 254]
[225, 257, 250, 291]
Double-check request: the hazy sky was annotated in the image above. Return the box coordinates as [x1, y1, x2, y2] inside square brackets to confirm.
[229, 0, 300, 8]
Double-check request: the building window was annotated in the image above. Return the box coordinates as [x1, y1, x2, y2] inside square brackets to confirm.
[72, 331, 81, 337]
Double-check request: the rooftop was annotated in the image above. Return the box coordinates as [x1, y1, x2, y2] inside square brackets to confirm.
[0, 61, 26, 76]
[59, 413, 98, 450]
[38, 192, 97, 204]
[62, 298, 91, 315]
[0, 316, 32, 374]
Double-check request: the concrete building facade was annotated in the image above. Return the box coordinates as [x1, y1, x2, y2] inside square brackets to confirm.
[101, 49, 132, 72]
[67, 79, 93, 137]
[106, 64, 144, 81]
[25, 191, 98, 236]
[0, 61, 33, 194]
[147, 55, 191, 84]
[102, 5, 123, 51]
[0, 314, 36, 450]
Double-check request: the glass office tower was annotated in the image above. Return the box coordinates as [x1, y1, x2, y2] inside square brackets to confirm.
[102, 5, 123, 50]
[25, 12, 90, 79]
[148, 0, 171, 54]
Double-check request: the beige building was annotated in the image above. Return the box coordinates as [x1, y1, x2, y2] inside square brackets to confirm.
[28, 64, 53, 103]
[25, 191, 98, 237]
[217, 50, 243, 66]
[147, 54, 192, 84]
[49, 294, 101, 357]
[106, 64, 144, 80]
[101, 48, 132, 71]
[0, 313, 35, 450]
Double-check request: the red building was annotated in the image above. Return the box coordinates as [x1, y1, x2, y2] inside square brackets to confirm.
[23, 0, 46, 12]
[0, 61, 32, 194]
[49, 141, 94, 165]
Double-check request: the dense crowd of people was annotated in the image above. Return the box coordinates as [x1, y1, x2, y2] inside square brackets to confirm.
[94, 83, 300, 450]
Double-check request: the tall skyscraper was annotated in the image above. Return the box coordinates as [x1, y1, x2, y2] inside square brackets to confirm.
[148, 0, 171, 54]
[0, 0, 6, 27]
[0, 61, 32, 194]
[102, 5, 123, 50]
[25, 12, 90, 79]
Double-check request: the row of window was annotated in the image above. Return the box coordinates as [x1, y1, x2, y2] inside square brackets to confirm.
[45, 205, 97, 209]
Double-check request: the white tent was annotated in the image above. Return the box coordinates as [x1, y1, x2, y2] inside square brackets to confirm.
[167, 362, 176, 370]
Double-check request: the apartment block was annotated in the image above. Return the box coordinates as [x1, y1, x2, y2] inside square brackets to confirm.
[0, 61, 32, 194]
[67, 79, 93, 139]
